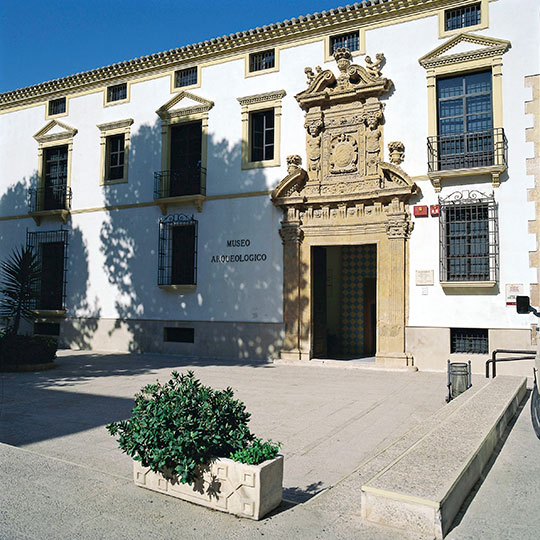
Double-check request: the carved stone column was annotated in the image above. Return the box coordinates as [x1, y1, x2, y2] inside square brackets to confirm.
[376, 208, 414, 367]
[279, 219, 304, 361]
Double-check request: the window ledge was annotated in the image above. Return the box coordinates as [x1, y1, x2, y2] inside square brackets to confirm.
[158, 285, 196, 292]
[428, 164, 506, 192]
[28, 209, 70, 226]
[441, 281, 496, 289]
[32, 310, 67, 318]
[155, 194, 205, 214]
[242, 158, 280, 170]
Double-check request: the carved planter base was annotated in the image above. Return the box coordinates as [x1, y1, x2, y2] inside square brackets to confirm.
[133, 455, 283, 520]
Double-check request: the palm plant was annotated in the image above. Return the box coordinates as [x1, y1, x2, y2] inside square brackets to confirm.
[0, 246, 41, 335]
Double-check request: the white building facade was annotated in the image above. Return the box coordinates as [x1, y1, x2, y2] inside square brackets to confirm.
[1, 0, 539, 374]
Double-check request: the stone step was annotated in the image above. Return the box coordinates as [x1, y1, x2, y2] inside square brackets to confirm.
[360, 376, 527, 539]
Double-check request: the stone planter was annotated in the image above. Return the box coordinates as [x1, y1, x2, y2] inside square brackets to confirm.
[133, 454, 283, 520]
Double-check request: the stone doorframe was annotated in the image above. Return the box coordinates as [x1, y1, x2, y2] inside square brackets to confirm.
[271, 48, 418, 367]
[274, 175, 415, 367]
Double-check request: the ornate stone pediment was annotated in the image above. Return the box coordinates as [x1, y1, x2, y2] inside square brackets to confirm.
[156, 91, 214, 121]
[33, 120, 78, 143]
[418, 33, 511, 69]
[273, 48, 417, 210]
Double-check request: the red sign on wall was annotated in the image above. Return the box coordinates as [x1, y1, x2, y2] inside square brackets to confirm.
[430, 205, 440, 216]
[413, 205, 428, 217]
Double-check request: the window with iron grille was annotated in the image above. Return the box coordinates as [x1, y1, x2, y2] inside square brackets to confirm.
[158, 215, 197, 286]
[105, 134, 125, 181]
[26, 229, 69, 310]
[330, 31, 360, 54]
[175, 67, 198, 88]
[439, 191, 498, 283]
[445, 3, 481, 31]
[249, 49, 275, 72]
[107, 83, 127, 103]
[250, 109, 274, 162]
[48, 98, 66, 116]
[451, 328, 488, 354]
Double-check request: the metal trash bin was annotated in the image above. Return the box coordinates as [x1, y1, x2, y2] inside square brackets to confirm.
[446, 360, 472, 402]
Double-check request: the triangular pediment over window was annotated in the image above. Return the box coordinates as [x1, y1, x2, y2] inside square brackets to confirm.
[419, 33, 511, 69]
[156, 91, 214, 120]
[33, 120, 78, 143]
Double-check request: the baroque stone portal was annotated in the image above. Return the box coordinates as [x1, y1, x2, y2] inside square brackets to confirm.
[272, 48, 417, 367]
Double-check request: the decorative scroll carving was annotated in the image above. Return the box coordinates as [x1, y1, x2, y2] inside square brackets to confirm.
[388, 141, 405, 165]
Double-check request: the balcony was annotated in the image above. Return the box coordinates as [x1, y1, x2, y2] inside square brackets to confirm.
[154, 166, 206, 214]
[28, 185, 72, 225]
[427, 128, 507, 191]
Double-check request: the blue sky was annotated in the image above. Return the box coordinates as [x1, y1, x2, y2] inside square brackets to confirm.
[0, 0, 343, 93]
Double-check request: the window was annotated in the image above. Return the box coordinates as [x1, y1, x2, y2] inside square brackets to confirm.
[330, 31, 360, 54]
[451, 328, 488, 354]
[439, 191, 498, 284]
[250, 110, 274, 162]
[48, 98, 66, 117]
[40, 145, 70, 211]
[238, 90, 284, 169]
[158, 214, 198, 287]
[105, 134, 125, 181]
[26, 229, 69, 311]
[249, 49, 275, 73]
[155, 120, 203, 199]
[164, 327, 195, 343]
[420, 33, 510, 191]
[445, 3, 481, 32]
[97, 119, 133, 185]
[435, 71, 493, 170]
[106, 83, 127, 103]
[175, 67, 198, 88]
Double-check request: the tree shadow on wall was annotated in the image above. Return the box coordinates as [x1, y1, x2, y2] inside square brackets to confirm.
[62, 226, 101, 349]
[98, 119, 285, 360]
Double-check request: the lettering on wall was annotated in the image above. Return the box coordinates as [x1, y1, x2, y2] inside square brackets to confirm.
[211, 239, 267, 264]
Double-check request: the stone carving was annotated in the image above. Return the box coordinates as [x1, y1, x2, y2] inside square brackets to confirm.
[330, 133, 358, 174]
[304, 66, 322, 84]
[286, 154, 302, 175]
[279, 226, 304, 245]
[388, 141, 405, 165]
[365, 53, 385, 78]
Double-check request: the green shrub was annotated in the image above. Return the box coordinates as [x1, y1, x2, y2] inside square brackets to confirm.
[0, 334, 57, 366]
[106, 371, 255, 485]
[230, 438, 281, 465]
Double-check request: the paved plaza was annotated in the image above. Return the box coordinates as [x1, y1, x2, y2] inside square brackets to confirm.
[0, 351, 539, 539]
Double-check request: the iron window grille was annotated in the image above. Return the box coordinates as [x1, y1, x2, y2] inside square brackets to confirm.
[175, 67, 198, 87]
[107, 83, 127, 102]
[154, 166, 206, 199]
[250, 109, 274, 162]
[249, 49, 275, 72]
[26, 229, 69, 310]
[451, 328, 488, 354]
[439, 190, 498, 283]
[158, 214, 198, 286]
[330, 31, 360, 54]
[28, 185, 72, 213]
[105, 134, 125, 181]
[48, 98, 66, 116]
[445, 3, 481, 31]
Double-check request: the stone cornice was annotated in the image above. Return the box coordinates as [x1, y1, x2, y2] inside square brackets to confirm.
[237, 90, 287, 107]
[33, 120, 78, 143]
[1, 1, 476, 110]
[97, 118, 134, 132]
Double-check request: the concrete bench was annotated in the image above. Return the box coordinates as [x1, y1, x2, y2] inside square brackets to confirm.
[361, 376, 527, 539]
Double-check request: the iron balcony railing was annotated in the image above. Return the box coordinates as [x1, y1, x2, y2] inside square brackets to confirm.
[427, 128, 507, 172]
[153, 166, 206, 200]
[28, 185, 72, 213]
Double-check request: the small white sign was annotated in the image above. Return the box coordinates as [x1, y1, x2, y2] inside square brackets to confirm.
[416, 270, 434, 286]
[421, 287, 429, 296]
[505, 283, 524, 306]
